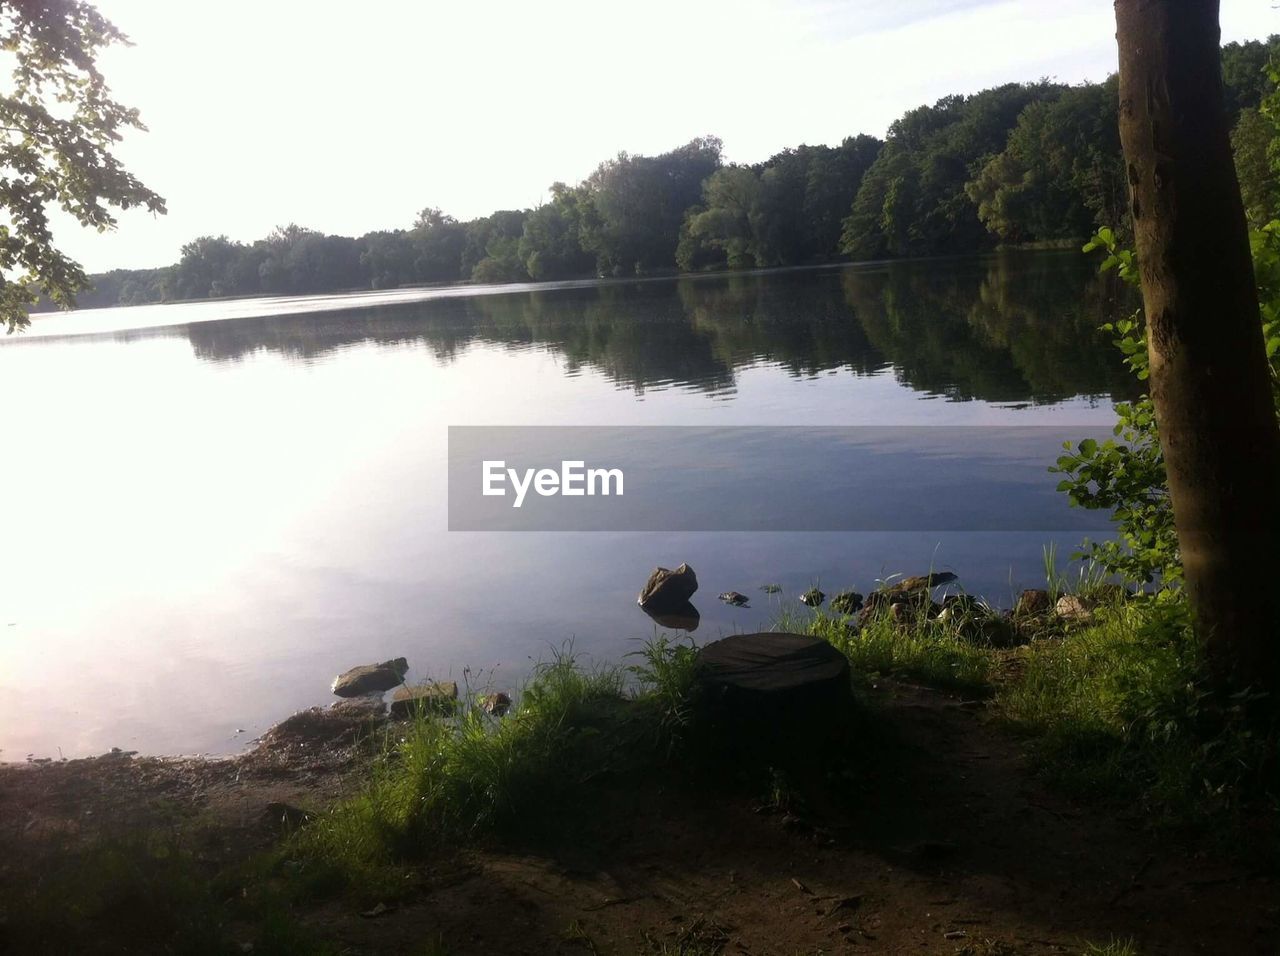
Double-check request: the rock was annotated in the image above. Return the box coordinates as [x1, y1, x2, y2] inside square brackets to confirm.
[889, 572, 957, 595]
[759, 583, 782, 594]
[640, 601, 700, 631]
[800, 588, 825, 607]
[864, 572, 958, 612]
[830, 591, 864, 615]
[331, 658, 408, 697]
[479, 692, 512, 717]
[263, 802, 312, 829]
[638, 563, 698, 613]
[390, 681, 459, 718]
[1014, 588, 1052, 618]
[330, 696, 387, 719]
[1055, 594, 1094, 623]
[719, 591, 751, 607]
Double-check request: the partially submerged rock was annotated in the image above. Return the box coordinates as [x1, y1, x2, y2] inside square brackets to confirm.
[638, 563, 698, 613]
[332, 658, 409, 697]
[390, 681, 459, 718]
[830, 591, 864, 615]
[864, 572, 958, 614]
[799, 588, 825, 608]
[719, 591, 750, 607]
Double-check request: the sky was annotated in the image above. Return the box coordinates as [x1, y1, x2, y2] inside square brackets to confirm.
[54, 0, 1279, 272]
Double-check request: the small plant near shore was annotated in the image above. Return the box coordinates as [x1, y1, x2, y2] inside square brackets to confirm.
[1041, 542, 1109, 602]
[628, 634, 701, 753]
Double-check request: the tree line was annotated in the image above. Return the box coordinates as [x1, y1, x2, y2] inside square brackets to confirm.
[45, 36, 1278, 312]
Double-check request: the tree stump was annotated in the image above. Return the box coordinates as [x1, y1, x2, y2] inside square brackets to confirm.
[694, 632, 853, 761]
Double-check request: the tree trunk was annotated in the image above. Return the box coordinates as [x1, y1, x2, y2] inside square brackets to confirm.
[1114, 0, 1280, 694]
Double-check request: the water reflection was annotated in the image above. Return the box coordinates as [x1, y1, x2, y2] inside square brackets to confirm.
[59, 251, 1136, 405]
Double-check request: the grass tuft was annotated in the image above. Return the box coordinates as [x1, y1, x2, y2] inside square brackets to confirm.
[777, 604, 992, 694]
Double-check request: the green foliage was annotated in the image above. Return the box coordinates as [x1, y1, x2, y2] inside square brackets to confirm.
[628, 634, 701, 752]
[285, 644, 696, 896]
[998, 600, 1278, 836]
[0, 0, 165, 331]
[841, 83, 1054, 258]
[1055, 49, 1280, 585]
[1232, 107, 1280, 228]
[677, 137, 883, 272]
[779, 605, 991, 694]
[967, 80, 1124, 244]
[581, 137, 723, 276]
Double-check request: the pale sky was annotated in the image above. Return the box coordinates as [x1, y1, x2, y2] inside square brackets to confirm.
[56, 0, 1278, 272]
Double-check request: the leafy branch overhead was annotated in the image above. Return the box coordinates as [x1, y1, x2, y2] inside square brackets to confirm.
[0, 0, 164, 332]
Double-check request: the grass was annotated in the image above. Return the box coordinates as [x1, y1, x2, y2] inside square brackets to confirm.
[0, 834, 338, 956]
[995, 595, 1278, 843]
[776, 602, 992, 695]
[282, 644, 696, 900]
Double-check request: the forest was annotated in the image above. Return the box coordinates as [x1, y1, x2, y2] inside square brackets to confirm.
[42, 36, 1279, 312]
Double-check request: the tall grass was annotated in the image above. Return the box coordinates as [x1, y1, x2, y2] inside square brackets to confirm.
[777, 604, 992, 694]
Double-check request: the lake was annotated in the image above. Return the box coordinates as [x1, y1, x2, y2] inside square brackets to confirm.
[0, 251, 1137, 759]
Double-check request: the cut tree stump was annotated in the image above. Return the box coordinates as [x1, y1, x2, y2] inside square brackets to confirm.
[694, 632, 853, 759]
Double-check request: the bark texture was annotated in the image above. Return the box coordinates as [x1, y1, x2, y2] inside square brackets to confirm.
[1115, 0, 1280, 692]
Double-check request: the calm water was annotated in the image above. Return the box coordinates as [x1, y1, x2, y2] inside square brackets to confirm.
[0, 251, 1136, 759]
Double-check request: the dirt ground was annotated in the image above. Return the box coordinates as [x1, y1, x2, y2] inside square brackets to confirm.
[1, 683, 1275, 955]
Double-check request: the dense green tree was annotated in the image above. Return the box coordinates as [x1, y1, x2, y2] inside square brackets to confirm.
[966, 80, 1123, 243]
[581, 137, 722, 275]
[842, 84, 1056, 259]
[464, 209, 529, 282]
[359, 230, 417, 289]
[2, 0, 165, 331]
[1231, 107, 1280, 227]
[409, 208, 466, 283]
[676, 165, 760, 270]
[518, 183, 596, 280]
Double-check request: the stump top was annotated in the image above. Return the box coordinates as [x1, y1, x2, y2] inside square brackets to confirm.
[695, 632, 849, 693]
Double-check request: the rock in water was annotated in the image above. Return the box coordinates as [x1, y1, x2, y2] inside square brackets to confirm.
[332, 658, 409, 697]
[800, 588, 825, 607]
[830, 591, 863, 615]
[390, 681, 459, 718]
[638, 563, 698, 613]
[719, 591, 750, 607]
